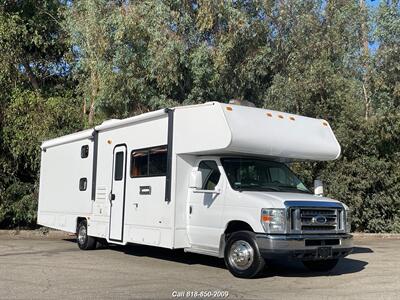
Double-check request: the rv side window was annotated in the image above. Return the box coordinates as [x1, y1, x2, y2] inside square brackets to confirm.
[198, 161, 221, 190]
[114, 151, 124, 181]
[81, 145, 89, 158]
[79, 178, 87, 191]
[131, 150, 148, 177]
[131, 146, 167, 177]
[149, 147, 167, 176]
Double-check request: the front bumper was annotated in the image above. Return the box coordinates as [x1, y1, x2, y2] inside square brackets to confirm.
[256, 233, 353, 261]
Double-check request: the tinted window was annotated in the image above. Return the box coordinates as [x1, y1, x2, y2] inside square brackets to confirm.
[131, 150, 148, 177]
[149, 147, 167, 176]
[79, 178, 87, 191]
[131, 146, 167, 177]
[81, 145, 89, 158]
[269, 167, 287, 183]
[114, 151, 124, 181]
[221, 158, 310, 193]
[198, 161, 221, 190]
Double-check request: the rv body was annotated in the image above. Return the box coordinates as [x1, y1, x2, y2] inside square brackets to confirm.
[38, 102, 352, 278]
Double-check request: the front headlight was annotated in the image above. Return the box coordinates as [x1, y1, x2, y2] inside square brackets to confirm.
[346, 209, 352, 233]
[261, 208, 286, 233]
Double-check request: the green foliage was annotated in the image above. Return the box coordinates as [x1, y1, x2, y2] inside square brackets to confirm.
[0, 182, 37, 228]
[0, 0, 399, 232]
[0, 89, 83, 227]
[320, 115, 400, 232]
[3, 89, 83, 175]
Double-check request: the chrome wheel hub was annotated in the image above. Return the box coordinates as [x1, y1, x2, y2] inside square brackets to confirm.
[78, 226, 87, 245]
[228, 240, 254, 270]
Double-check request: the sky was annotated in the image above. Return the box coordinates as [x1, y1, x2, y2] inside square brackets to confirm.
[366, 0, 382, 53]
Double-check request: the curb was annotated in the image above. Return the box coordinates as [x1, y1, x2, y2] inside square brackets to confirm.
[0, 229, 74, 239]
[352, 232, 400, 239]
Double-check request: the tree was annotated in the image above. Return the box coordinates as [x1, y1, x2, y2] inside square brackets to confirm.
[0, 0, 69, 91]
[0, 0, 399, 232]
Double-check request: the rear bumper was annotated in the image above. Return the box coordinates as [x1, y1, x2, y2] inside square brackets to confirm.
[256, 233, 353, 261]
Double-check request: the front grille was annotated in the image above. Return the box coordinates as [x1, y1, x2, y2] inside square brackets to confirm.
[289, 207, 345, 233]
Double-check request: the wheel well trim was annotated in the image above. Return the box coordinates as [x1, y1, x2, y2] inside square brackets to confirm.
[218, 220, 255, 258]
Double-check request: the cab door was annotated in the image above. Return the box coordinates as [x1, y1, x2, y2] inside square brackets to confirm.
[188, 160, 225, 250]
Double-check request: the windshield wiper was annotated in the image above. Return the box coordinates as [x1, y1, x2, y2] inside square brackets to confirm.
[276, 185, 312, 194]
[234, 185, 281, 192]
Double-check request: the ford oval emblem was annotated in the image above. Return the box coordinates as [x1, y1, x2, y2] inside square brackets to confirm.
[312, 215, 327, 224]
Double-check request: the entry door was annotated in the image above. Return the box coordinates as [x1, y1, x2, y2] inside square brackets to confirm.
[109, 145, 127, 241]
[188, 160, 225, 249]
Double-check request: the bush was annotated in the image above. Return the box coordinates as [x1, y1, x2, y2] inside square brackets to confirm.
[0, 181, 37, 228]
[320, 114, 400, 232]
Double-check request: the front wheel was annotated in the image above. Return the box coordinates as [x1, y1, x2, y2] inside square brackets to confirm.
[224, 231, 265, 278]
[77, 220, 97, 250]
[303, 259, 339, 272]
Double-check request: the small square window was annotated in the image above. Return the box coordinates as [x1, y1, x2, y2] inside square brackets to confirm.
[79, 178, 87, 191]
[81, 145, 89, 158]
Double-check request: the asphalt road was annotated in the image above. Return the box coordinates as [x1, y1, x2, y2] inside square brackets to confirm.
[0, 235, 399, 300]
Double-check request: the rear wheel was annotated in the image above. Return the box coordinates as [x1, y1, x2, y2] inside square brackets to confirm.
[77, 220, 97, 250]
[224, 231, 265, 278]
[303, 259, 339, 272]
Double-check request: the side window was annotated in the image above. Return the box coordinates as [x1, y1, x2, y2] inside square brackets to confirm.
[131, 150, 148, 177]
[198, 161, 221, 190]
[131, 146, 167, 177]
[149, 146, 167, 176]
[79, 178, 87, 191]
[81, 145, 89, 158]
[114, 151, 124, 181]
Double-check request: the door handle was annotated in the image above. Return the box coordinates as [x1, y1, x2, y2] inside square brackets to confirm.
[139, 186, 151, 195]
[110, 193, 116, 201]
[189, 205, 193, 214]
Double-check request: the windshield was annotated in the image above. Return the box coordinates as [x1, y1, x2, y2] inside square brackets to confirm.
[221, 158, 311, 193]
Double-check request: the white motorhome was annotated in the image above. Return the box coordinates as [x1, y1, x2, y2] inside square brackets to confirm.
[38, 102, 353, 278]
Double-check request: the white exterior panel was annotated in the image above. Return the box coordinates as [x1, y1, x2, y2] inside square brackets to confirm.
[220, 103, 340, 161]
[173, 103, 232, 154]
[92, 114, 174, 248]
[38, 137, 94, 233]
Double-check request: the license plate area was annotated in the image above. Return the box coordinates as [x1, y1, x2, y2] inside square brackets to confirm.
[317, 247, 332, 259]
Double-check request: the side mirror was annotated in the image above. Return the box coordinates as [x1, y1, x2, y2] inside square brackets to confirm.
[314, 179, 324, 196]
[189, 170, 203, 189]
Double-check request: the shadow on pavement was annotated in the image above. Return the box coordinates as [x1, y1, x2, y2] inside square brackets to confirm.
[263, 256, 368, 278]
[118, 243, 370, 278]
[352, 246, 374, 254]
[63, 239, 371, 279]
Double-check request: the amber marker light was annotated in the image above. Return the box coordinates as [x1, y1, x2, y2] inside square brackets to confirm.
[266, 112, 273, 117]
[261, 214, 272, 222]
[278, 115, 284, 119]
[323, 122, 328, 126]
[226, 106, 233, 111]
[107, 140, 112, 144]
[289, 116, 295, 121]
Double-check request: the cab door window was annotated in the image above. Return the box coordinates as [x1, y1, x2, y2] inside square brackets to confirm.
[198, 161, 221, 190]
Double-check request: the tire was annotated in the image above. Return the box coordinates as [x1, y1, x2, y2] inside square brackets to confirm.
[224, 231, 265, 278]
[303, 259, 339, 272]
[96, 238, 109, 249]
[77, 220, 97, 250]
